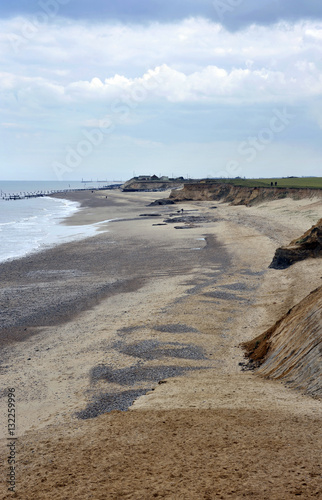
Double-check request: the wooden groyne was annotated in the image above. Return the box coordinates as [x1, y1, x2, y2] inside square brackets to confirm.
[0, 184, 122, 201]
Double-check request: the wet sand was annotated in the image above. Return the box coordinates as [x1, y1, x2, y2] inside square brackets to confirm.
[0, 189, 322, 499]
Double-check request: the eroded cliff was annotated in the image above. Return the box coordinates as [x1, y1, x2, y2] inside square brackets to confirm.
[270, 218, 322, 269]
[170, 183, 322, 206]
[243, 286, 322, 398]
[122, 178, 184, 192]
[171, 180, 322, 399]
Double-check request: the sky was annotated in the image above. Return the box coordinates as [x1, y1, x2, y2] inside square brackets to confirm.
[1, 1, 322, 181]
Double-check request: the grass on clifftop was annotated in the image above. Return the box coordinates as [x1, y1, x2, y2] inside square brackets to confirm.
[205, 177, 322, 189]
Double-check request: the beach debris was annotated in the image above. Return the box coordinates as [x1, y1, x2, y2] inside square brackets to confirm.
[163, 215, 215, 224]
[270, 218, 322, 269]
[139, 213, 162, 217]
[148, 199, 175, 206]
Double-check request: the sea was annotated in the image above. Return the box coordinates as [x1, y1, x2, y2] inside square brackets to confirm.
[0, 181, 116, 264]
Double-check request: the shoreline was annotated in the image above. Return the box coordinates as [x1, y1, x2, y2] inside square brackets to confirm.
[0, 189, 180, 345]
[0, 193, 100, 266]
[0, 189, 322, 498]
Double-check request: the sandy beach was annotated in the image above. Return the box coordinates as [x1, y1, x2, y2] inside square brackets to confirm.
[0, 188, 322, 499]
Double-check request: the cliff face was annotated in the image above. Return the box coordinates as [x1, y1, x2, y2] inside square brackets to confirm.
[170, 180, 322, 399]
[270, 219, 322, 269]
[243, 286, 322, 398]
[245, 216, 322, 398]
[170, 183, 322, 206]
[122, 179, 183, 192]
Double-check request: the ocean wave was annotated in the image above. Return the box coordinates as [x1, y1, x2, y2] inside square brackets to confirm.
[0, 196, 108, 263]
[0, 221, 17, 226]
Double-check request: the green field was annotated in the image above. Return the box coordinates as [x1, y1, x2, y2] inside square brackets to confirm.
[206, 177, 322, 189]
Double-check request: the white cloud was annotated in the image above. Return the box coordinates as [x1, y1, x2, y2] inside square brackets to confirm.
[2, 61, 322, 108]
[1, 16, 322, 178]
[1, 122, 29, 129]
[1, 17, 322, 110]
[304, 27, 322, 40]
[1, 17, 321, 77]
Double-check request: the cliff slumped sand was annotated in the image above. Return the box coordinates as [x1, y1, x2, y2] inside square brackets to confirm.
[270, 218, 322, 268]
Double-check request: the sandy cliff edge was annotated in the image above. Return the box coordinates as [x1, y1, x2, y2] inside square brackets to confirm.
[244, 216, 322, 398]
[170, 182, 322, 206]
[243, 286, 322, 398]
[270, 218, 322, 268]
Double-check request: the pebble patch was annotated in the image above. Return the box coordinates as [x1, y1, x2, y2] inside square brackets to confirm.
[91, 364, 201, 386]
[76, 389, 150, 419]
[113, 339, 207, 360]
[153, 323, 200, 334]
[203, 291, 247, 302]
